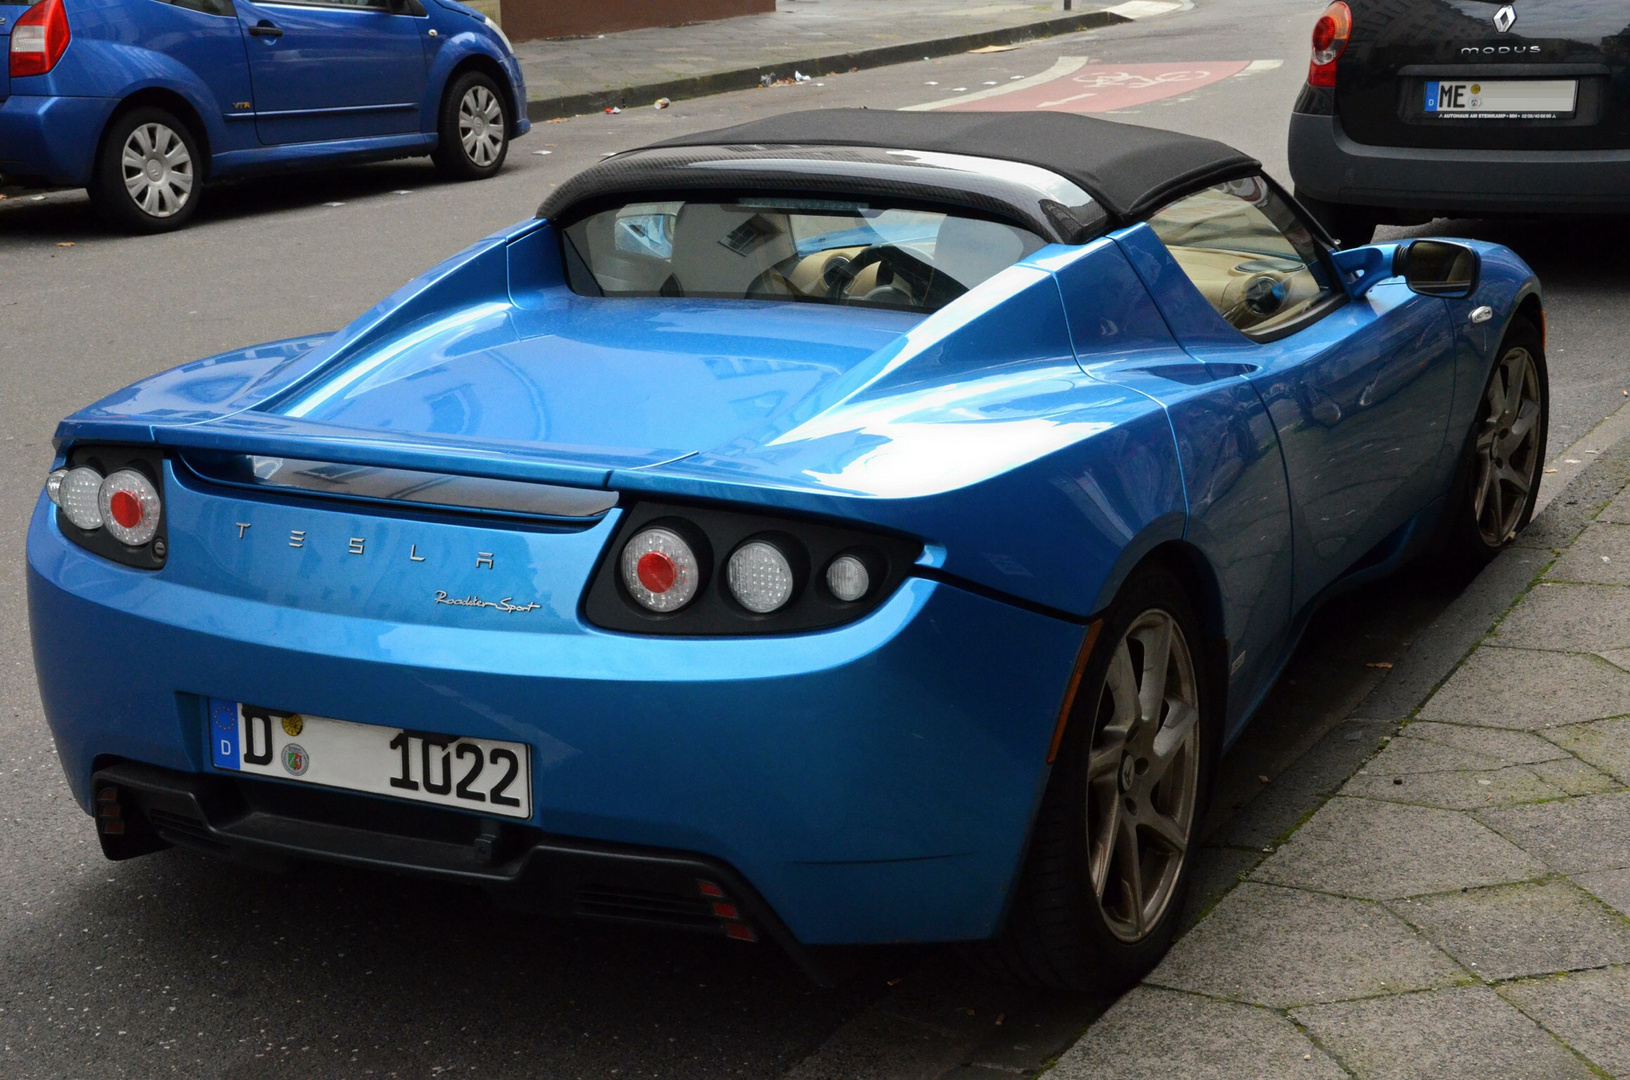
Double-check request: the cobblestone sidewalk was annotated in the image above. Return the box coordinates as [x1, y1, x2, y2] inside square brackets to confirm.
[1052, 454, 1630, 1078]
[511, 0, 1157, 118]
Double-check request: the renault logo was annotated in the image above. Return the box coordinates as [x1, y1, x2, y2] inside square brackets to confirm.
[1493, 5, 1517, 32]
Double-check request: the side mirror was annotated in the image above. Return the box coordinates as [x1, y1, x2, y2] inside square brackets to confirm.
[1394, 240, 1479, 299]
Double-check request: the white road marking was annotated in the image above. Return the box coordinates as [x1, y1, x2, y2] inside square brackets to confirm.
[902, 56, 1089, 111]
[1106, 0, 1187, 18]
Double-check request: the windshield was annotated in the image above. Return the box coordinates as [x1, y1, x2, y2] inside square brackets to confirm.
[561, 199, 1046, 314]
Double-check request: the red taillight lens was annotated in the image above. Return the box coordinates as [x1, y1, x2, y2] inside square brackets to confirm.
[620, 526, 700, 612]
[10, 0, 72, 79]
[1308, 1, 1351, 88]
[97, 469, 163, 546]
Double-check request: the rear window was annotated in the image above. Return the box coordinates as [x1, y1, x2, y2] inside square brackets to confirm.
[561, 198, 1046, 314]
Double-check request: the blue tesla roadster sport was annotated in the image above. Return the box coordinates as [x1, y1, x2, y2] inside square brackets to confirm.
[27, 111, 1547, 989]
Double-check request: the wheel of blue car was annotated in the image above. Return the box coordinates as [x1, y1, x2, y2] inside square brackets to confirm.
[1441, 318, 1549, 566]
[433, 71, 511, 181]
[88, 107, 203, 234]
[975, 564, 1217, 991]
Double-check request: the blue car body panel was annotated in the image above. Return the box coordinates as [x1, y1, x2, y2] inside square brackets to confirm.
[27, 203, 1541, 944]
[0, 0, 526, 187]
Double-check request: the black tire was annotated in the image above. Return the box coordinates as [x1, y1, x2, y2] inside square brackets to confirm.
[1437, 318, 1549, 568]
[87, 107, 204, 233]
[433, 71, 511, 181]
[974, 563, 1220, 992]
[1294, 189, 1379, 249]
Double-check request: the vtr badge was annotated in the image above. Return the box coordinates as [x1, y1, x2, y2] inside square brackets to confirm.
[1493, 5, 1517, 33]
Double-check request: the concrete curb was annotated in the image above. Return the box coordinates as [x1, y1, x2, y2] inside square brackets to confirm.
[523, 9, 1129, 122]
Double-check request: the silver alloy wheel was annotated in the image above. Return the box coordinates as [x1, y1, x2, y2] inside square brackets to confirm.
[1086, 609, 1200, 942]
[1473, 346, 1542, 547]
[458, 85, 505, 167]
[120, 122, 193, 219]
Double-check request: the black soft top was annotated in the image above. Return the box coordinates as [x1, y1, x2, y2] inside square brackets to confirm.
[537, 109, 1259, 236]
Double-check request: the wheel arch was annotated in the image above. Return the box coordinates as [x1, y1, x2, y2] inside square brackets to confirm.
[1085, 534, 1231, 727]
[98, 87, 214, 181]
[438, 51, 516, 118]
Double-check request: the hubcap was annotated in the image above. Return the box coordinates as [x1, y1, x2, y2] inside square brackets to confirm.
[1086, 610, 1200, 943]
[120, 122, 193, 219]
[458, 86, 505, 167]
[1473, 346, 1542, 546]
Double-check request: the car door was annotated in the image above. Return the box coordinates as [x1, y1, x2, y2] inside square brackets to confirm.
[234, 0, 428, 145]
[1126, 176, 1458, 612]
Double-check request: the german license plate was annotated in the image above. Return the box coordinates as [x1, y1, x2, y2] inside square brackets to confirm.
[208, 700, 532, 819]
[1424, 79, 1575, 118]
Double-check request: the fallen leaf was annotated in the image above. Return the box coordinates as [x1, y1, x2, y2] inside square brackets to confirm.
[1257, 774, 1270, 784]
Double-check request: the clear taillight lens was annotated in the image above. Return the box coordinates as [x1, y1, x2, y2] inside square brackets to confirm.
[99, 469, 163, 546]
[727, 540, 795, 613]
[620, 526, 700, 612]
[58, 467, 105, 530]
[1308, 1, 1351, 88]
[825, 554, 871, 602]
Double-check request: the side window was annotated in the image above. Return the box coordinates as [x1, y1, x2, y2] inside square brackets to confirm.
[166, 0, 235, 15]
[1146, 177, 1337, 337]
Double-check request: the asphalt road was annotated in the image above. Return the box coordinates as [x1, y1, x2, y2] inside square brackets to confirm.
[2, 1, 1626, 1077]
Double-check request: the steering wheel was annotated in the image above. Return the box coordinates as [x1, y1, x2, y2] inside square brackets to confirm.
[824, 245, 936, 304]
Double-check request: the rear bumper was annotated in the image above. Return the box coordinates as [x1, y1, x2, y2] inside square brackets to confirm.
[1289, 112, 1630, 214]
[27, 492, 1083, 946]
[94, 759, 814, 968]
[0, 94, 117, 187]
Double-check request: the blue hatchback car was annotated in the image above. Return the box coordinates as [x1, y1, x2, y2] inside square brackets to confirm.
[0, 0, 528, 231]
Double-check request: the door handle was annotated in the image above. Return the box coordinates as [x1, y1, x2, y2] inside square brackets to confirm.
[248, 21, 284, 37]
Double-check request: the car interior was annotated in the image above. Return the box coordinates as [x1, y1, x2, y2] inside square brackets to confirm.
[1146, 178, 1336, 335]
[563, 200, 1046, 314]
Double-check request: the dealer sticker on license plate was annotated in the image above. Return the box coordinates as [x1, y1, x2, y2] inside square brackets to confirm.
[1424, 79, 1576, 118]
[208, 699, 532, 819]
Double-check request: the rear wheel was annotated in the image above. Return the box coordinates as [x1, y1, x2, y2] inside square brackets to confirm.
[1295, 190, 1379, 248]
[433, 71, 511, 181]
[1440, 319, 1548, 567]
[88, 107, 202, 233]
[976, 564, 1217, 991]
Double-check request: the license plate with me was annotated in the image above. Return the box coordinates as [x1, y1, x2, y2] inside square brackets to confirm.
[209, 700, 532, 819]
[1424, 79, 1576, 116]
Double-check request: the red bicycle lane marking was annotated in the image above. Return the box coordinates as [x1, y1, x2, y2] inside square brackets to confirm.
[938, 61, 1253, 113]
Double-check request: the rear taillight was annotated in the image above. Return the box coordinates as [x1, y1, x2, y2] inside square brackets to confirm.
[47, 448, 168, 569]
[1308, 1, 1351, 88]
[11, 0, 71, 79]
[587, 502, 917, 636]
[619, 526, 702, 612]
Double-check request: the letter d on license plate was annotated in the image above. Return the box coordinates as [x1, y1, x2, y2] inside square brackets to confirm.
[209, 699, 532, 819]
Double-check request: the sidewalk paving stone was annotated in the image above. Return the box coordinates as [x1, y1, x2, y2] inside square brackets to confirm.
[1501, 966, 1630, 1078]
[1049, 987, 1347, 1080]
[1388, 879, 1630, 982]
[1599, 487, 1630, 524]
[1491, 583, 1630, 652]
[1528, 756, 1625, 796]
[1480, 792, 1630, 875]
[1546, 523, 1630, 585]
[1400, 722, 1573, 764]
[1545, 717, 1630, 785]
[1575, 868, 1630, 917]
[1250, 797, 1547, 900]
[1417, 645, 1630, 730]
[1291, 985, 1597, 1080]
[1344, 762, 1574, 811]
[1145, 883, 1467, 1008]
